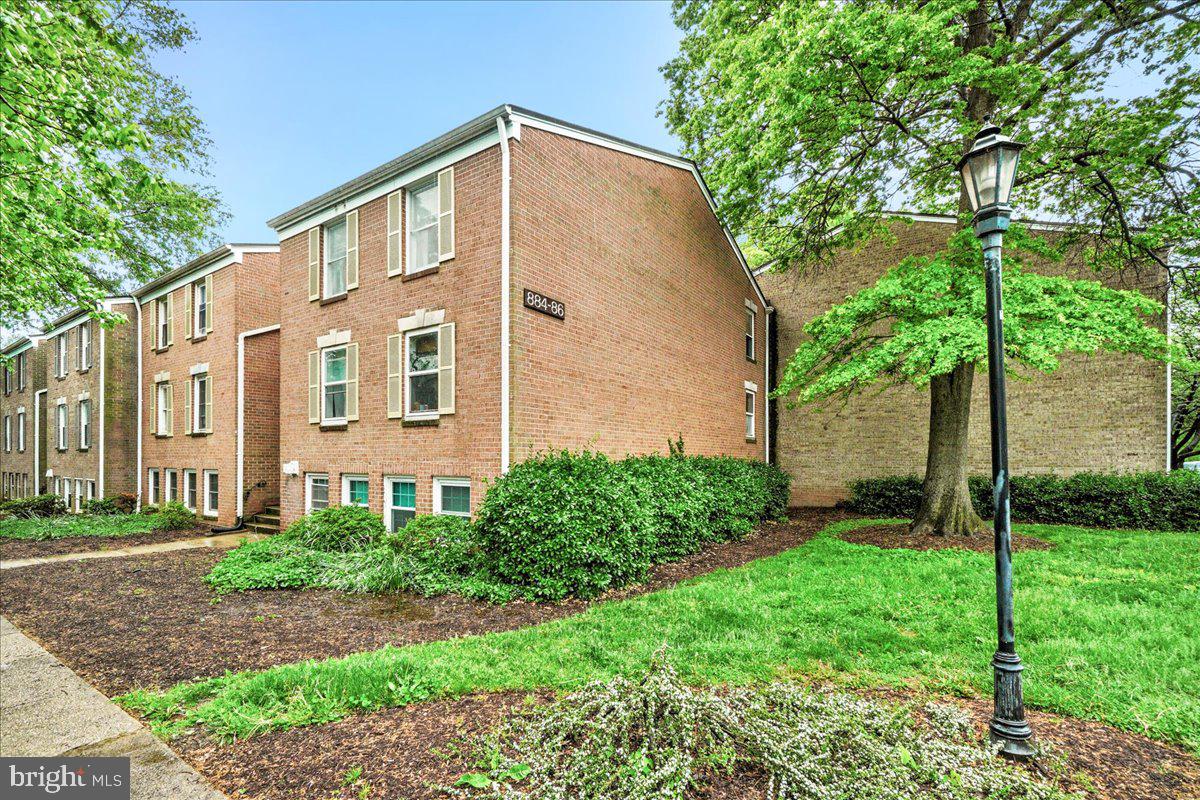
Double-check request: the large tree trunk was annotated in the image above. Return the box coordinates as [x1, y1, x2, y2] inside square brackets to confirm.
[911, 361, 990, 537]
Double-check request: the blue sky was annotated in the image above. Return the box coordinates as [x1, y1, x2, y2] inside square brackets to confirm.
[156, 1, 683, 244]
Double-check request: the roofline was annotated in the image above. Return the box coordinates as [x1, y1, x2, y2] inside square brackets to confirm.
[2, 335, 40, 356]
[132, 243, 279, 299]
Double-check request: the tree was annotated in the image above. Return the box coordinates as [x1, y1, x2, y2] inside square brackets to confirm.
[0, 0, 224, 332]
[663, 0, 1199, 535]
[1172, 265, 1200, 469]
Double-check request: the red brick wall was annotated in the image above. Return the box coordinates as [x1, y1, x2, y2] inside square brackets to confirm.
[509, 127, 768, 462]
[242, 328, 279, 517]
[759, 219, 1169, 506]
[0, 344, 47, 497]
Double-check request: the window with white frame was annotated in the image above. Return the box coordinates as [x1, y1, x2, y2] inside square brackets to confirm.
[434, 477, 471, 517]
[2, 415, 9, 452]
[156, 382, 172, 435]
[78, 323, 91, 369]
[56, 402, 67, 450]
[406, 179, 439, 273]
[323, 216, 348, 298]
[74, 479, 83, 512]
[164, 469, 177, 503]
[78, 399, 90, 449]
[203, 470, 218, 516]
[745, 389, 756, 440]
[322, 346, 348, 422]
[147, 469, 159, 505]
[157, 297, 170, 348]
[17, 352, 26, 390]
[86, 480, 95, 502]
[193, 280, 208, 336]
[17, 409, 25, 452]
[745, 306, 756, 362]
[306, 473, 329, 513]
[406, 329, 439, 416]
[342, 474, 369, 507]
[57, 335, 67, 377]
[193, 373, 211, 432]
[385, 477, 416, 531]
[183, 469, 197, 510]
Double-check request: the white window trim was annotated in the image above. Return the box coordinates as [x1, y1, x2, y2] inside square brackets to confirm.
[745, 304, 756, 362]
[433, 477, 471, 517]
[164, 469, 177, 503]
[320, 345, 349, 424]
[341, 474, 370, 507]
[57, 335, 67, 377]
[384, 475, 417, 532]
[3, 415, 9, 452]
[157, 297, 170, 348]
[183, 469, 197, 510]
[193, 280, 208, 337]
[147, 468, 159, 505]
[745, 388, 757, 440]
[405, 178, 439, 275]
[56, 400, 67, 450]
[323, 215, 348, 298]
[74, 479, 83, 512]
[156, 382, 171, 435]
[79, 323, 91, 369]
[202, 469, 219, 518]
[78, 399, 90, 449]
[305, 473, 329, 514]
[193, 373, 211, 433]
[404, 325, 439, 420]
[17, 409, 25, 452]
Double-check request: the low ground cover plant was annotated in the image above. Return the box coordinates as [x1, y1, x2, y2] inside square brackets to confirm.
[0, 499, 197, 541]
[448, 653, 1071, 800]
[844, 471, 1199, 531]
[206, 451, 790, 601]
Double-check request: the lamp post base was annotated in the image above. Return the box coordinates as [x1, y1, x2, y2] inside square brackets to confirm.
[990, 650, 1035, 759]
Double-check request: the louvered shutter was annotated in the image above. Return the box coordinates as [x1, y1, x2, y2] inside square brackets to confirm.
[346, 210, 359, 290]
[203, 373, 213, 431]
[204, 275, 214, 334]
[184, 379, 192, 435]
[437, 168, 455, 261]
[184, 287, 193, 340]
[438, 323, 455, 414]
[387, 192, 401, 276]
[150, 300, 159, 347]
[308, 228, 320, 301]
[164, 384, 173, 435]
[308, 351, 320, 423]
[387, 334, 402, 418]
[149, 385, 157, 434]
[166, 294, 174, 346]
[345, 342, 359, 421]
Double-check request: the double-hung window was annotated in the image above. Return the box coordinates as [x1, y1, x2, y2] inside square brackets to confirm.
[434, 477, 471, 517]
[78, 399, 90, 449]
[2, 415, 9, 452]
[322, 346, 348, 423]
[194, 280, 208, 335]
[745, 389, 756, 440]
[17, 353, 25, 390]
[147, 469, 159, 505]
[192, 373, 211, 433]
[164, 469, 177, 503]
[156, 382, 172, 435]
[323, 217, 348, 298]
[342, 474, 369, 507]
[306, 473, 329, 513]
[56, 402, 67, 450]
[385, 477, 416, 531]
[203, 470, 218, 517]
[17, 409, 25, 452]
[57, 335, 67, 377]
[406, 329, 440, 417]
[157, 297, 170, 348]
[183, 470, 197, 510]
[745, 306, 756, 362]
[406, 180, 439, 273]
[78, 323, 91, 369]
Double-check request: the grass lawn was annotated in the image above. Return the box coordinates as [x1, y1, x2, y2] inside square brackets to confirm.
[122, 517, 1200, 753]
[0, 513, 159, 541]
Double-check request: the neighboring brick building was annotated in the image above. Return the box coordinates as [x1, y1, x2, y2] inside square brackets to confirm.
[758, 216, 1170, 506]
[36, 300, 139, 510]
[135, 244, 280, 526]
[0, 336, 48, 499]
[267, 105, 770, 527]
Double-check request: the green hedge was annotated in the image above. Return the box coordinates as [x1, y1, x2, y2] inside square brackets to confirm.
[473, 451, 790, 600]
[843, 471, 1199, 531]
[0, 494, 66, 518]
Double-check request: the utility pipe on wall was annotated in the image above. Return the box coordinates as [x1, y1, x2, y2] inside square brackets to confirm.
[496, 114, 512, 473]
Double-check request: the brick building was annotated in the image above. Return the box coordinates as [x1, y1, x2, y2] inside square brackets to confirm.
[135, 244, 281, 526]
[758, 216, 1170, 506]
[0, 336, 47, 499]
[33, 300, 139, 510]
[268, 105, 770, 527]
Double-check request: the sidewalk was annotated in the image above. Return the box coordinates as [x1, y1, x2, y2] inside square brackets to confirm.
[0, 616, 226, 799]
[0, 531, 268, 570]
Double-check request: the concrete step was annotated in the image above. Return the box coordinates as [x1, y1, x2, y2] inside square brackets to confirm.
[243, 522, 278, 535]
[252, 512, 280, 524]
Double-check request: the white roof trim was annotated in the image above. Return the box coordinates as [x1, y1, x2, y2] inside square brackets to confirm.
[137, 246, 276, 304]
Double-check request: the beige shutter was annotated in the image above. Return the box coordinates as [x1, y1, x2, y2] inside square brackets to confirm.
[184, 287, 193, 340]
[203, 373, 213, 431]
[386, 191, 401, 276]
[166, 294, 174, 347]
[346, 210, 359, 290]
[438, 322, 455, 414]
[163, 383, 173, 435]
[308, 350, 320, 423]
[184, 378, 192, 435]
[308, 228, 320, 301]
[387, 334, 402, 418]
[437, 168, 455, 261]
[149, 384, 157, 434]
[204, 274, 214, 334]
[345, 342, 359, 421]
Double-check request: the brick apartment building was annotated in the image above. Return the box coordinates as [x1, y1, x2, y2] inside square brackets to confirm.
[267, 105, 770, 527]
[759, 215, 1170, 506]
[135, 244, 281, 526]
[0, 337, 47, 499]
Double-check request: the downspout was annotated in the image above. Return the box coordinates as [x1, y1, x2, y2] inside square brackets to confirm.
[98, 324, 106, 497]
[764, 306, 774, 464]
[229, 323, 281, 531]
[133, 297, 143, 509]
[496, 114, 512, 473]
[1165, 283, 1173, 471]
[33, 388, 46, 494]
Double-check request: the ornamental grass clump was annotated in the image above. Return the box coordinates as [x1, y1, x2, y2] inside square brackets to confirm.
[450, 653, 1074, 800]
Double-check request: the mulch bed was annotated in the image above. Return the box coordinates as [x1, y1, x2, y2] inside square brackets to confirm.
[0, 526, 211, 561]
[173, 687, 1200, 800]
[837, 523, 1054, 552]
[0, 509, 850, 696]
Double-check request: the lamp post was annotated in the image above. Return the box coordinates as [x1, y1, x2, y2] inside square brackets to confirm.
[957, 119, 1036, 760]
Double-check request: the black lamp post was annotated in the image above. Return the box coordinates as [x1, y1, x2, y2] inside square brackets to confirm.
[957, 119, 1036, 760]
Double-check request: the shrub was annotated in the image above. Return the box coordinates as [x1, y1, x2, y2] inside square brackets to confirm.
[0, 493, 66, 519]
[111, 493, 138, 514]
[83, 497, 119, 515]
[152, 501, 196, 531]
[283, 505, 387, 552]
[141, 504, 160, 515]
[844, 471, 1200, 531]
[206, 538, 326, 593]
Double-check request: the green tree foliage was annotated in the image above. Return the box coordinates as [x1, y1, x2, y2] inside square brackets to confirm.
[0, 0, 224, 330]
[663, 0, 1198, 534]
[1172, 266, 1200, 468]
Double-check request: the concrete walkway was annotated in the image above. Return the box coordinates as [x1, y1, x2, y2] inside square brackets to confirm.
[0, 616, 226, 799]
[0, 531, 268, 570]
